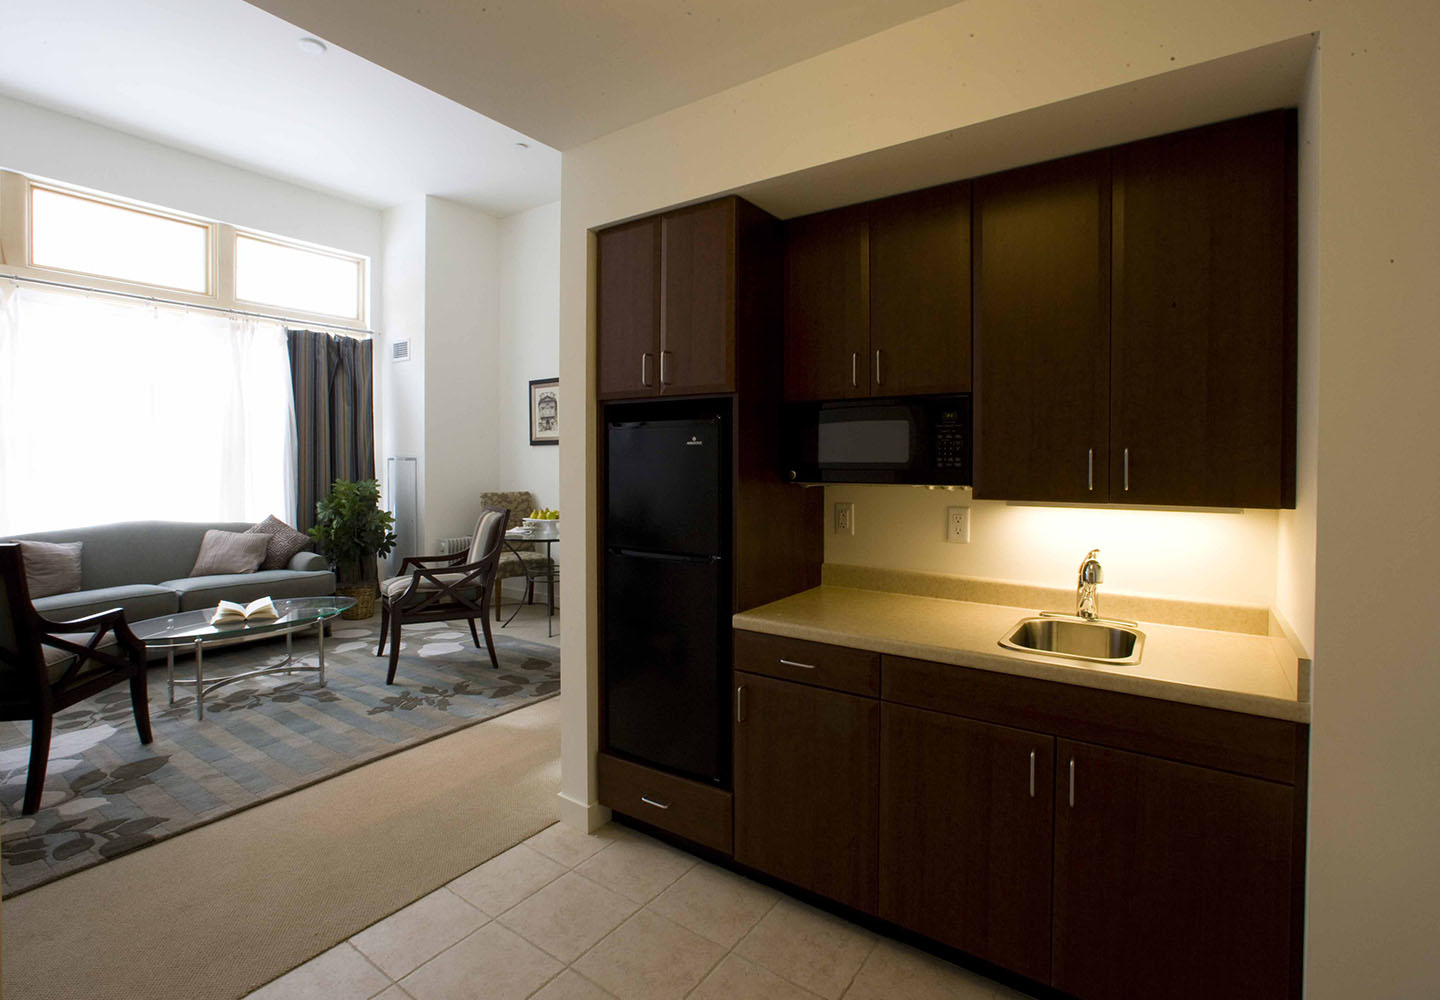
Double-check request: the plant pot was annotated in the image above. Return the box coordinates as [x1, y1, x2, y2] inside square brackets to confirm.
[336, 584, 376, 620]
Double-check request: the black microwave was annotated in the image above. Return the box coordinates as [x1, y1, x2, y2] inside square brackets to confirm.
[782, 395, 972, 485]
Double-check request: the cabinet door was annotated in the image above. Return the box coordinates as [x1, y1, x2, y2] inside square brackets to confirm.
[1052, 740, 1295, 1000]
[783, 205, 869, 401]
[597, 218, 660, 400]
[1111, 111, 1293, 507]
[880, 704, 1054, 982]
[733, 671, 879, 913]
[660, 198, 735, 396]
[869, 182, 972, 396]
[972, 152, 1112, 501]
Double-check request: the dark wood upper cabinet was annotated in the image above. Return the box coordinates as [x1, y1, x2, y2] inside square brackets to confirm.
[869, 181, 972, 396]
[1111, 110, 1295, 507]
[880, 704, 1054, 983]
[661, 199, 736, 396]
[596, 218, 660, 400]
[972, 151, 1112, 502]
[783, 205, 869, 401]
[1052, 739, 1295, 1000]
[733, 670, 880, 914]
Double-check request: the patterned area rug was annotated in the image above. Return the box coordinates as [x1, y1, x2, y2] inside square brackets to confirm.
[0, 619, 559, 896]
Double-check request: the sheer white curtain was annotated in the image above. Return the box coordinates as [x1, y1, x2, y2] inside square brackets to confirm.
[0, 280, 296, 534]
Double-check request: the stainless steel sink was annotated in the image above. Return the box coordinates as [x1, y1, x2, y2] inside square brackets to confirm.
[999, 615, 1145, 665]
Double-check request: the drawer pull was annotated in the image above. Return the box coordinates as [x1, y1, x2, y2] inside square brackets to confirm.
[640, 796, 670, 811]
[778, 658, 817, 670]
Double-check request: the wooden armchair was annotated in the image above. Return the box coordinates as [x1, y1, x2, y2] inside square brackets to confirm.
[0, 542, 153, 814]
[375, 506, 510, 684]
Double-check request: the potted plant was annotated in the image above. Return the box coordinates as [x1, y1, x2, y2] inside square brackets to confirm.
[308, 478, 397, 619]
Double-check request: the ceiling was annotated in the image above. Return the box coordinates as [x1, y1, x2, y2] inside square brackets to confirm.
[245, 0, 961, 150]
[0, 0, 561, 214]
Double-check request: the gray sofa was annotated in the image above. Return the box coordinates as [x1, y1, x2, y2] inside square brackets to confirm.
[5, 520, 336, 623]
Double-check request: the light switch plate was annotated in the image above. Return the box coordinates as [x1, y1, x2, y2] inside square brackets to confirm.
[946, 506, 970, 543]
[835, 502, 855, 535]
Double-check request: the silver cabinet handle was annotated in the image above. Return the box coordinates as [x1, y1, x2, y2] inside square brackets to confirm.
[641, 352, 654, 387]
[1068, 757, 1076, 807]
[874, 349, 883, 385]
[736, 685, 745, 723]
[659, 350, 672, 385]
[640, 796, 670, 811]
[1029, 749, 1036, 798]
[1087, 449, 1094, 492]
[778, 658, 816, 670]
[1123, 448, 1130, 491]
[851, 352, 859, 388]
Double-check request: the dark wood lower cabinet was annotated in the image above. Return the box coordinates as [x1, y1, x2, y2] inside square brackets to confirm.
[880, 704, 1055, 983]
[733, 670, 880, 913]
[1052, 739, 1295, 1000]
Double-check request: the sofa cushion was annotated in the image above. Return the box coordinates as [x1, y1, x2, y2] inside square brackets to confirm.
[19, 540, 83, 598]
[245, 515, 313, 571]
[164, 570, 337, 612]
[190, 530, 268, 577]
[33, 585, 178, 625]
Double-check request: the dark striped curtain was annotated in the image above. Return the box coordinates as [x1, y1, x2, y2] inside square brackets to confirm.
[287, 329, 375, 537]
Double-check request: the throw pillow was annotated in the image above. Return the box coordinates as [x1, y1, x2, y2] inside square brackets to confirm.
[189, 530, 269, 577]
[245, 515, 312, 571]
[18, 540, 83, 599]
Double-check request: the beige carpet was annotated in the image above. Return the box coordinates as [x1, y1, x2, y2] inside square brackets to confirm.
[1, 695, 562, 1000]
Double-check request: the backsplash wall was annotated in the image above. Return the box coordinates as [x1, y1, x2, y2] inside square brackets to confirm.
[823, 485, 1279, 608]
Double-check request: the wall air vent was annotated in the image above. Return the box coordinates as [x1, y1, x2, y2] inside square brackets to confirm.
[391, 339, 411, 362]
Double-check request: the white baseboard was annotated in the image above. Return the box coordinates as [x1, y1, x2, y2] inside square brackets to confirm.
[555, 791, 611, 833]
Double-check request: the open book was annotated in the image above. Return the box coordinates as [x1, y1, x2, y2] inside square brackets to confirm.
[212, 596, 279, 625]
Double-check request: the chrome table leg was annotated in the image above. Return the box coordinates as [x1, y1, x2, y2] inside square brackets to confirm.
[195, 637, 205, 721]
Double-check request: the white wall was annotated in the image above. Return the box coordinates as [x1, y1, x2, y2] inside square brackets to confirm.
[825, 488, 1278, 607]
[379, 200, 428, 555]
[0, 93, 381, 313]
[497, 201, 561, 511]
[556, 2, 1440, 996]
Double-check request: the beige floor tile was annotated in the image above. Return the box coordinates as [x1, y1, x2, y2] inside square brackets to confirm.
[688, 954, 824, 1000]
[646, 862, 779, 948]
[350, 887, 489, 980]
[400, 923, 561, 1000]
[525, 821, 631, 868]
[245, 942, 390, 1000]
[447, 842, 567, 916]
[573, 832, 696, 903]
[529, 969, 619, 999]
[498, 871, 639, 962]
[734, 899, 875, 1000]
[843, 939, 998, 1000]
[573, 908, 726, 1000]
[373, 988, 415, 1000]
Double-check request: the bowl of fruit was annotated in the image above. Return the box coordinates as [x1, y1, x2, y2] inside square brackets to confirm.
[522, 508, 560, 539]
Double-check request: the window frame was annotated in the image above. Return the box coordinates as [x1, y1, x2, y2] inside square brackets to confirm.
[0, 169, 369, 330]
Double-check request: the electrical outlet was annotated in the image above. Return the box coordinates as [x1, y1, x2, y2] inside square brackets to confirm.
[835, 502, 855, 535]
[946, 506, 970, 543]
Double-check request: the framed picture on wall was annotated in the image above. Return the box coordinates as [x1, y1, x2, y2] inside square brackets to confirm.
[529, 377, 559, 446]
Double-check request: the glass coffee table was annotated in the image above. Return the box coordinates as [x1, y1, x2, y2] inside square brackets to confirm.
[131, 596, 356, 720]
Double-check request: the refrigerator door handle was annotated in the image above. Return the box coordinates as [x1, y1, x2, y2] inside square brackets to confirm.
[611, 548, 723, 563]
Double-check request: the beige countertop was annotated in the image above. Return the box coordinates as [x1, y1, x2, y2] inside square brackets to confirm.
[732, 585, 1309, 723]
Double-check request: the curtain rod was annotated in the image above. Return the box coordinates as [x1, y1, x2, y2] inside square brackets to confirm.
[0, 271, 374, 337]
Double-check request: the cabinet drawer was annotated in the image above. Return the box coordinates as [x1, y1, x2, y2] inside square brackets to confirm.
[733, 629, 880, 696]
[597, 752, 733, 855]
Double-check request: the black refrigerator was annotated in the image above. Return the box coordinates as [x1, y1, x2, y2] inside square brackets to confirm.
[604, 405, 731, 786]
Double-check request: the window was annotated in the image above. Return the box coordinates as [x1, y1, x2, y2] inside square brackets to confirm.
[0, 170, 369, 329]
[235, 233, 364, 321]
[29, 185, 210, 293]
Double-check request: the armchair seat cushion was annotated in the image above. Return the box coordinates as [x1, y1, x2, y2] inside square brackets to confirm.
[163, 570, 339, 612]
[34, 584, 177, 624]
[496, 549, 557, 580]
[42, 633, 123, 685]
[381, 572, 481, 601]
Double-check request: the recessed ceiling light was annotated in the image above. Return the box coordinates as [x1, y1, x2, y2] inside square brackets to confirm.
[297, 37, 328, 55]
[513, 142, 530, 151]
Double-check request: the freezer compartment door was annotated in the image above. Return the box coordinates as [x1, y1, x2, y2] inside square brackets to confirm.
[604, 549, 729, 785]
[606, 415, 725, 555]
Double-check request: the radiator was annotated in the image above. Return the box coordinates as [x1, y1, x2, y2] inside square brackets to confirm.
[438, 536, 472, 556]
